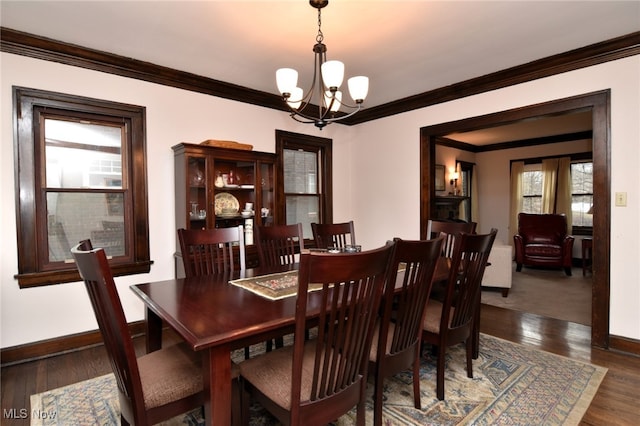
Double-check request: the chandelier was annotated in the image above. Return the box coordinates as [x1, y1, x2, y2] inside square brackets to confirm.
[276, 0, 369, 130]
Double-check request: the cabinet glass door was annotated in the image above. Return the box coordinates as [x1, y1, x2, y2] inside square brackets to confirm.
[259, 162, 275, 227]
[188, 157, 207, 230]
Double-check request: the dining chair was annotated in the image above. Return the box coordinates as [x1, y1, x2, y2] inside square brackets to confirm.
[255, 223, 304, 267]
[255, 223, 305, 350]
[421, 229, 497, 400]
[311, 220, 356, 250]
[178, 226, 252, 359]
[427, 219, 480, 358]
[427, 219, 477, 258]
[177, 226, 245, 277]
[239, 244, 395, 426]
[70, 239, 241, 425]
[368, 237, 444, 426]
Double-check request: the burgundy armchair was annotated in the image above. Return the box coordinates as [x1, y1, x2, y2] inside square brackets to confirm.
[514, 213, 575, 276]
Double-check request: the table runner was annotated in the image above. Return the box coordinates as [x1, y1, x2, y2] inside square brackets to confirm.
[229, 270, 324, 300]
[230, 262, 410, 300]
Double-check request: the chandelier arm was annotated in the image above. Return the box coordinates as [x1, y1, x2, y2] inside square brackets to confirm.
[316, 46, 328, 120]
[289, 113, 317, 125]
[286, 102, 363, 127]
[283, 104, 330, 123]
[318, 104, 363, 124]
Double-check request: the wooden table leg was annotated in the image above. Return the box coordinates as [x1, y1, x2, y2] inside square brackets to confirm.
[145, 307, 163, 353]
[472, 298, 480, 359]
[203, 345, 232, 425]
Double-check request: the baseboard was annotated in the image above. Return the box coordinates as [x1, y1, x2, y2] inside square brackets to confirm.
[4, 322, 639, 366]
[609, 334, 640, 357]
[0, 321, 146, 367]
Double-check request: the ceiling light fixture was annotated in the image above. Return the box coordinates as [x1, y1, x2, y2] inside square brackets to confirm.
[276, 0, 368, 130]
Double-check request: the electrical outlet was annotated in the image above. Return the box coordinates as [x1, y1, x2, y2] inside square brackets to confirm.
[615, 192, 627, 207]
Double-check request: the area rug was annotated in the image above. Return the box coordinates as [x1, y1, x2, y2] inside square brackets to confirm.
[481, 265, 592, 325]
[31, 334, 606, 425]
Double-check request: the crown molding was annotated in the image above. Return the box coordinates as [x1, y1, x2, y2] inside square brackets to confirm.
[2, 27, 639, 125]
[347, 31, 640, 125]
[0, 27, 287, 111]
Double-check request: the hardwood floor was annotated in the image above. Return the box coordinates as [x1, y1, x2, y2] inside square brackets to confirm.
[2, 304, 639, 425]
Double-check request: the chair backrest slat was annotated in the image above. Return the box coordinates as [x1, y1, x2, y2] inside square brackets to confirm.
[427, 220, 477, 258]
[255, 223, 304, 267]
[178, 226, 245, 277]
[311, 221, 356, 250]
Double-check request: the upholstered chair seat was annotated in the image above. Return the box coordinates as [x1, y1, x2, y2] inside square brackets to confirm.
[137, 343, 239, 409]
[422, 300, 454, 334]
[240, 342, 325, 410]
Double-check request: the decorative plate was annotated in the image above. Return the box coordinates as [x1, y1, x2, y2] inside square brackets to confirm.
[214, 192, 239, 215]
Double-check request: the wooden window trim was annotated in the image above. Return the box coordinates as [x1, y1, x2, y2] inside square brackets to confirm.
[13, 87, 152, 288]
[275, 130, 333, 246]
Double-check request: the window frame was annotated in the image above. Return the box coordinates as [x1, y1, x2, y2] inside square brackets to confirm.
[13, 87, 152, 288]
[275, 130, 333, 244]
[570, 160, 594, 235]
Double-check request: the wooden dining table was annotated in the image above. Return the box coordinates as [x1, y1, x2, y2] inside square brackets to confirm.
[130, 255, 449, 425]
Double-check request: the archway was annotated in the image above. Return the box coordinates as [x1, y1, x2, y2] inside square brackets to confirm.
[419, 91, 611, 347]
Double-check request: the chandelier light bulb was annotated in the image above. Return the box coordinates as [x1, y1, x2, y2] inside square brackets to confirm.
[287, 87, 304, 109]
[348, 76, 369, 103]
[276, 68, 298, 95]
[321, 60, 345, 89]
[325, 90, 342, 112]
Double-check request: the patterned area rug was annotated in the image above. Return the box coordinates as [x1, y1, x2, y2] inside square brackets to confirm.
[30, 334, 606, 425]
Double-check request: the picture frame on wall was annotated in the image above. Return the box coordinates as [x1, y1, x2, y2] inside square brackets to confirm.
[435, 164, 445, 191]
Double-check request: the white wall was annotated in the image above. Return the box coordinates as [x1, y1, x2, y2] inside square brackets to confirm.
[2, 52, 639, 348]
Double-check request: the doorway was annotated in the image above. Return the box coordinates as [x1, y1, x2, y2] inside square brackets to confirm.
[419, 91, 611, 348]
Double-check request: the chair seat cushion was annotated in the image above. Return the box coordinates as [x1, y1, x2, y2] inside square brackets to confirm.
[138, 342, 239, 409]
[239, 340, 327, 410]
[369, 320, 396, 362]
[524, 243, 562, 258]
[422, 300, 454, 334]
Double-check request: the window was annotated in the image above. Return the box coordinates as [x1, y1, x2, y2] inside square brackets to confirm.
[519, 158, 593, 231]
[276, 130, 332, 240]
[522, 164, 543, 214]
[14, 87, 152, 288]
[571, 161, 593, 228]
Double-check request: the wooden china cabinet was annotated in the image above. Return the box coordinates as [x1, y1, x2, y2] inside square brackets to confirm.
[172, 142, 277, 274]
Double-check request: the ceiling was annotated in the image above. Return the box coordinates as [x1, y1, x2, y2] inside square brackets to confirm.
[2, 1, 639, 143]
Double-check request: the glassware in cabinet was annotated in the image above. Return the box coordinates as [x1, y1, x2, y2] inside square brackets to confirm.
[187, 157, 208, 229]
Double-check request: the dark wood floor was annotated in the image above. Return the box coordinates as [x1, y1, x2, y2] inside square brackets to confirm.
[2, 304, 639, 425]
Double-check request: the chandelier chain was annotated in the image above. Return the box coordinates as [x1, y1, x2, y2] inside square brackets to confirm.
[316, 7, 323, 44]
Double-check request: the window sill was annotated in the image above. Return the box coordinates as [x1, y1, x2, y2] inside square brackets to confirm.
[15, 260, 154, 288]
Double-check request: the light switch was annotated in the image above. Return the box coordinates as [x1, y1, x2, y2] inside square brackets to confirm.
[615, 192, 627, 207]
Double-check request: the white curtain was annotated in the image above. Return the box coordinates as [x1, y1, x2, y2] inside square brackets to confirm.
[509, 161, 524, 242]
[541, 158, 558, 213]
[541, 157, 572, 227]
[556, 157, 572, 227]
